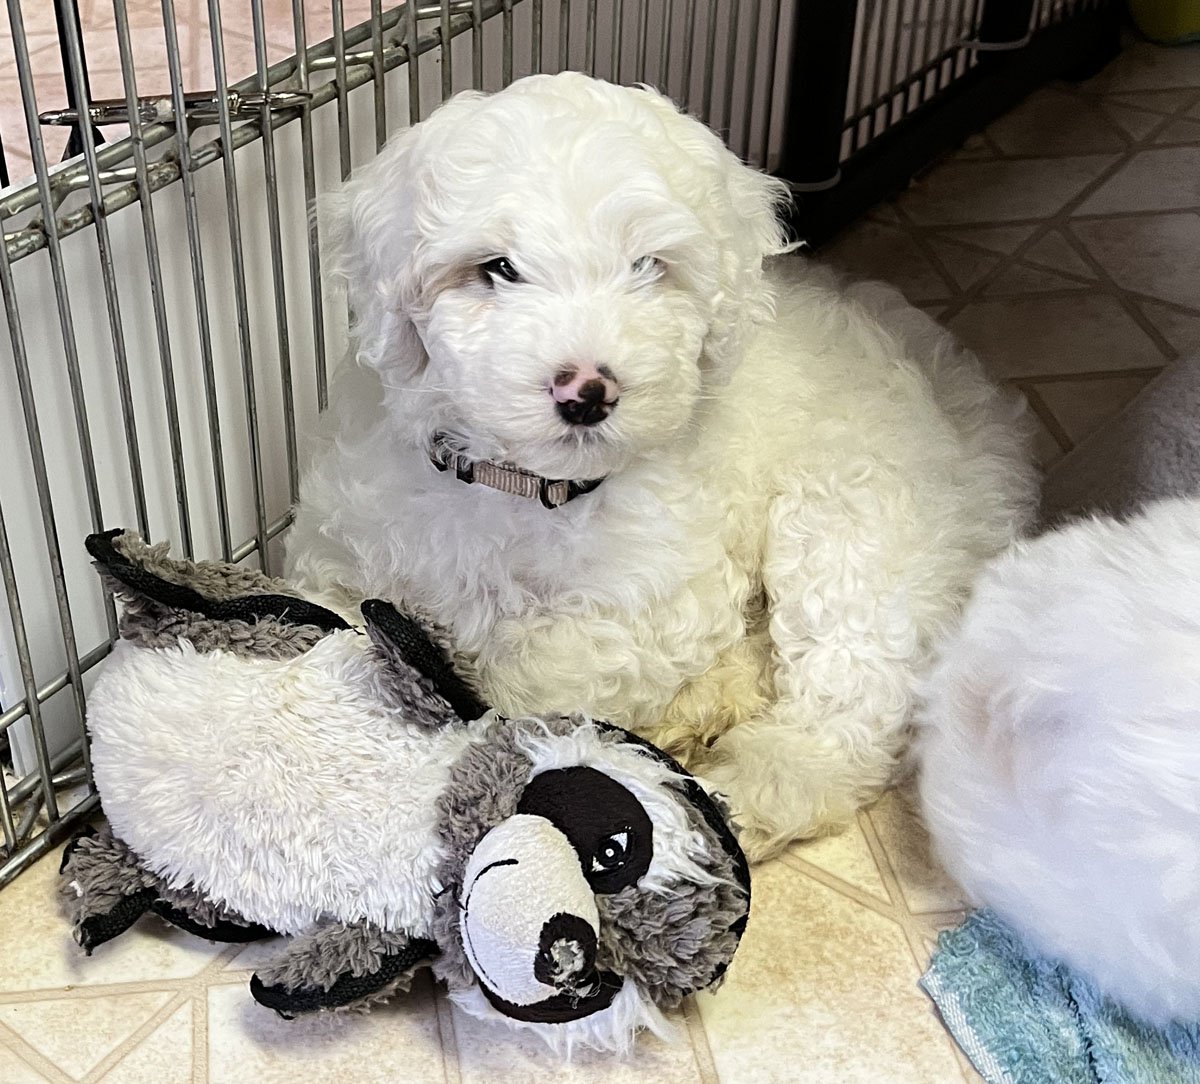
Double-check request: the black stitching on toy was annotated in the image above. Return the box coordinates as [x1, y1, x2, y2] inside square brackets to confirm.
[360, 597, 490, 722]
[249, 937, 439, 1015]
[86, 530, 350, 632]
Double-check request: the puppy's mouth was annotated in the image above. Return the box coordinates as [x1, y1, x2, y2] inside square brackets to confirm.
[557, 426, 612, 446]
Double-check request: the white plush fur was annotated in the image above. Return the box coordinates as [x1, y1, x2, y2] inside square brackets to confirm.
[916, 497, 1200, 1025]
[287, 72, 1038, 860]
[88, 630, 715, 1050]
[89, 633, 470, 936]
[449, 972, 675, 1058]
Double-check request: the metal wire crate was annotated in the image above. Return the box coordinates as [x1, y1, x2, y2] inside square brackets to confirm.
[0, 0, 1119, 889]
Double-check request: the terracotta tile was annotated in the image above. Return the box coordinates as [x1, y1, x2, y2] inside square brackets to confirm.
[0, 991, 174, 1080]
[896, 155, 1120, 225]
[945, 294, 1166, 379]
[1075, 147, 1200, 215]
[1033, 373, 1158, 445]
[788, 818, 891, 904]
[696, 861, 963, 1083]
[984, 88, 1127, 156]
[207, 976, 444, 1084]
[0, 1044, 51, 1084]
[451, 1003, 703, 1083]
[1084, 42, 1200, 92]
[102, 1001, 193, 1084]
[865, 785, 967, 916]
[1072, 213, 1200, 311]
[820, 220, 952, 303]
[0, 848, 226, 995]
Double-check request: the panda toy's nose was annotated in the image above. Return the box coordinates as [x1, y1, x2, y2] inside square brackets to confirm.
[533, 912, 598, 991]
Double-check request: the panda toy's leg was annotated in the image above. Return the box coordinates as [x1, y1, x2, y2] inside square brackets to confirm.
[59, 826, 159, 953]
[59, 826, 273, 951]
[250, 921, 438, 1017]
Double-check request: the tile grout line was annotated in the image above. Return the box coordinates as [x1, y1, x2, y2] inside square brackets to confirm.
[81, 989, 193, 1084]
[431, 976, 462, 1084]
[854, 805, 980, 1082]
[856, 810, 950, 971]
[1017, 382, 1074, 453]
[681, 996, 721, 1084]
[82, 942, 245, 1083]
[1055, 222, 1181, 361]
[0, 979, 197, 1006]
[192, 989, 209, 1084]
[0, 1018, 77, 1084]
[775, 850, 901, 924]
[931, 86, 1200, 324]
[1004, 363, 1165, 385]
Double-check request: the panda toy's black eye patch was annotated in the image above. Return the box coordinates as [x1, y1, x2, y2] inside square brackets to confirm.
[517, 766, 653, 894]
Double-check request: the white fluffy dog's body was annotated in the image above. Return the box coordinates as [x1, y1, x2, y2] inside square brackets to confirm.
[288, 73, 1036, 859]
[917, 497, 1200, 1024]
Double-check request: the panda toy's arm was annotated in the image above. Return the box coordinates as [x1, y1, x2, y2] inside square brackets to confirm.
[250, 921, 439, 1016]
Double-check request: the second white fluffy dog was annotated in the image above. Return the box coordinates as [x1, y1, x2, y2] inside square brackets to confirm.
[287, 72, 1037, 860]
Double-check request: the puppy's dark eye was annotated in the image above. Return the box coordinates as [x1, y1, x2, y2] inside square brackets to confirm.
[481, 257, 521, 285]
[632, 256, 662, 276]
[591, 830, 630, 874]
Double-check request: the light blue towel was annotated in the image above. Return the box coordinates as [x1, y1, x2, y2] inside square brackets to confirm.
[921, 910, 1200, 1084]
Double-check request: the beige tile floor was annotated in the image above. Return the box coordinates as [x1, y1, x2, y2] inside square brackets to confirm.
[2, 33, 1200, 1084]
[825, 38, 1200, 475]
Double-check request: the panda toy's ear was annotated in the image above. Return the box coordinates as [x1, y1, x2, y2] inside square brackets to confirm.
[360, 598, 491, 725]
[84, 529, 349, 656]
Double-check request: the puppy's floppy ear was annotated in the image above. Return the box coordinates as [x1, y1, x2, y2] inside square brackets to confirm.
[319, 92, 486, 377]
[629, 85, 793, 383]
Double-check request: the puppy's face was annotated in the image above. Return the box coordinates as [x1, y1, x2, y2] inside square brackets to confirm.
[329, 73, 789, 480]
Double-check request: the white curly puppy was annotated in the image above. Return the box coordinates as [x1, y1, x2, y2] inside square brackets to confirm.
[917, 496, 1200, 1024]
[287, 72, 1037, 860]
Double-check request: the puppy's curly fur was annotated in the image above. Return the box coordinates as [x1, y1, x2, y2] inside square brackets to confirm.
[287, 73, 1038, 860]
[917, 496, 1200, 1025]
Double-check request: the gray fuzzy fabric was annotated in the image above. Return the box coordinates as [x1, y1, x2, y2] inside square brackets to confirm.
[595, 805, 747, 1007]
[112, 533, 299, 599]
[58, 827, 159, 927]
[429, 716, 576, 989]
[428, 716, 747, 1004]
[105, 578, 328, 660]
[364, 621, 462, 729]
[59, 825, 255, 930]
[155, 878, 264, 928]
[100, 532, 329, 659]
[254, 920, 422, 996]
[1040, 354, 1200, 527]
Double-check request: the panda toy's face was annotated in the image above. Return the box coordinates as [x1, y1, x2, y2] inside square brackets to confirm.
[430, 716, 751, 1051]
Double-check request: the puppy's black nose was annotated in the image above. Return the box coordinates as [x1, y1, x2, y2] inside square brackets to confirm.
[551, 364, 619, 427]
[534, 912, 598, 991]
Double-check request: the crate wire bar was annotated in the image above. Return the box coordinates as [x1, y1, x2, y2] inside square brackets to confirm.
[0, 0, 1122, 889]
[0, 0, 796, 889]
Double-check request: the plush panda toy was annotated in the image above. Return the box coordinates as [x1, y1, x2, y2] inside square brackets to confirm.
[61, 530, 750, 1054]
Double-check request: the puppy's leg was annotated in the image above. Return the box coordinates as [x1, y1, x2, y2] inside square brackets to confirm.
[704, 459, 952, 863]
